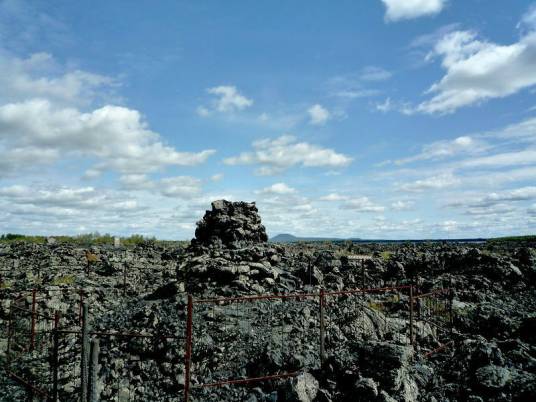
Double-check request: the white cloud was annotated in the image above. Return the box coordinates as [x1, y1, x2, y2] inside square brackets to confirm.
[342, 197, 385, 213]
[211, 173, 224, 182]
[160, 176, 202, 198]
[0, 51, 117, 106]
[518, 4, 536, 33]
[224, 135, 352, 175]
[399, 172, 460, 192]
[196, 106, 210, 117]
[359, 66, 392, 81]
[381, 0, 446, 22]
[327, 68, 390, 99]
[257, 183, 296, 195]
[308, 104, 330, 125]
[0, 99, 215, 176]
[391, 200, 415, 210]
[458, 149, 536, 169]
[445, 186, 536, 218]
[394, 135, 489, 165]
[205, 85, 253, 113]
[320, 193, 349, 201]
[416, 28, 536, 114]
[0, 184, 139, 212]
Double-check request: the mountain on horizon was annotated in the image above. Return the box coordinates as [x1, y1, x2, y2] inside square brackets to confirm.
[270, 233, 358, 243]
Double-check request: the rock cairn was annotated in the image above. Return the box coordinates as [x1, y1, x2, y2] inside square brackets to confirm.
[192, 200, 268, 248]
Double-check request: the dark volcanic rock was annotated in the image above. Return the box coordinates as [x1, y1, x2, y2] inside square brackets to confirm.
[191, 200, 268, 249]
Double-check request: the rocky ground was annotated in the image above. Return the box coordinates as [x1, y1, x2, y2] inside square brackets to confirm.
[1, 200, 535, 401]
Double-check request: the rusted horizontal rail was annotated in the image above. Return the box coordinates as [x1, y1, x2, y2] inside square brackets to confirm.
[325, 285, 411, 297]
[195, 285, 413, 304]
[10, 305, 54, 321]
[195, 292, 318, 304]
[56, 329, 179, 339]
[423, 341, 454, 358]
[6, 370, 49, 397]
[196, 371, 299, 388]
[413, 288, 450, 299]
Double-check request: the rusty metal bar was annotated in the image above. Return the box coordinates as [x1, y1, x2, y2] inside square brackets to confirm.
[319, 288, 325, 365]
[10, 305, 55, 320]
[195, 285, 412, 305]
[79, 290, 84, 326]
[324, 285, 411, 297]
[55, 329, 178, 339]
[184, 294, 193, 402]
[6, 300, 13, 365]
[197, 371, 299, 388]
[88, 337, 100, 402]
[423, 341, 454, 358]
[194, 292, 318, 304]
[123, 263, 127, 296]
[409, 285, 414, 346]
[30, 288, 37, 351]
[413, 288, 450, 299]
[52, 311, 60, 402]
[6, 370, 49, 398]
[80, 303, 89, 402]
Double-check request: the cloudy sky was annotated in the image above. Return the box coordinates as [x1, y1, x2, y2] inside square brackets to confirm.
[1, 0, 536, 239]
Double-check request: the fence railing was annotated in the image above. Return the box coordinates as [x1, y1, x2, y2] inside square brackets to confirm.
[2, 284, 455, 401]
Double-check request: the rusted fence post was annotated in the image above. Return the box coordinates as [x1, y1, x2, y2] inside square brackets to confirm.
[449, 288, 454, 337]
[79, 290, 84, 326]
[123, 264, 127, 297]
[30, 288, 37, 351]
[88, 337, 100, 402]
[319, 288, 326, 366]
[52, 311, 60, 402]
[184, 295, 193, 402]
[361, 260, 366, 289]
[7, 301, 13, 365]
[80, 303, 89, 401]
[409, 285, 414, 346]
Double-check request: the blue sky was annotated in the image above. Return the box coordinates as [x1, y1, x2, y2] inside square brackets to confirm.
[1, 0, 536, 239]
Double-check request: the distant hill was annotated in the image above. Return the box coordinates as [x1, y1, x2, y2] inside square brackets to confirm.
[270, 233, 487, 244]
[270, 233, 353, 243]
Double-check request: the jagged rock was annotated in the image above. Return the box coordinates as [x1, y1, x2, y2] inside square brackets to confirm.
[191, 200, 268, 248]
[282, 372, 319, 402]
[474, 365, 511, 392]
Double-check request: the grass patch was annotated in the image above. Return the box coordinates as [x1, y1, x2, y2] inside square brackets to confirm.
[380, 251, 392, 261]
[51, 275, 75, 286]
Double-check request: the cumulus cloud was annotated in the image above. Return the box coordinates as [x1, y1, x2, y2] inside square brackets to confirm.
[0, 184, 139, 213]
[308, 104, 330, 125]
[0, 51, 118, 106]
[198, 85, 253, 115]
[416, 26, 536, 114]
[381, 0, 446, 22]
[224, 135, 352, 175]
[119, 174, 203, 199]
[0, 99, 215, 176]
[257, 183, 297, 195]
[160, 176, 202, 198]
[342, 197, 385, 213]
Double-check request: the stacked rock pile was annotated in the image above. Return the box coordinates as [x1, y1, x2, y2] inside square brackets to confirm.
[191, 200, 269, 249]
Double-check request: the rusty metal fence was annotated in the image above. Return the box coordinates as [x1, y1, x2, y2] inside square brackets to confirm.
[3, 284, 454, 401]
[184, 284, 423, 401]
